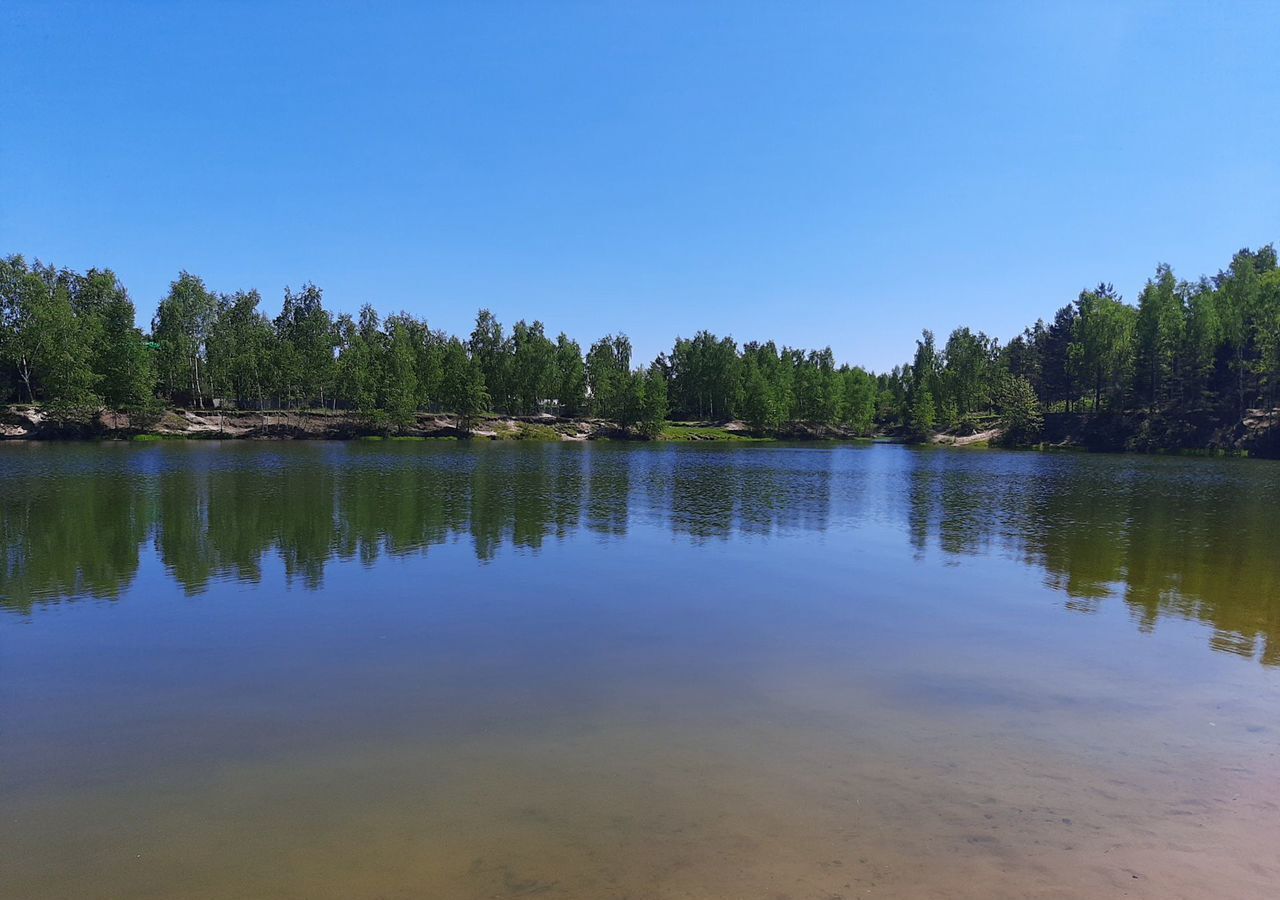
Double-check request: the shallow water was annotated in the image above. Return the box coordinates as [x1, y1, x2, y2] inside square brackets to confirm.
[2, 441, 1278, 899]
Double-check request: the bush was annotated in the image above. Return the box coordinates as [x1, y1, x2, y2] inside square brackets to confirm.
[996, 375, 1043, 446]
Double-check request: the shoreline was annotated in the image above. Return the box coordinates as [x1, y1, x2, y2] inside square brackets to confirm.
[0, 406, 859, 444]
[3, 406, 1277, 457]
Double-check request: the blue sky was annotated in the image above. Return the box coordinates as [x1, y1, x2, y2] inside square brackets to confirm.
[3, 1, 1277, 371]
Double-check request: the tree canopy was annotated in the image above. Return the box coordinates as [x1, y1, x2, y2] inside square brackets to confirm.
[2, 244, 1278, 448]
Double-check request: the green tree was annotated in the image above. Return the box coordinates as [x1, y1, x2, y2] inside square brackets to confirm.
[38, 283, 100, 410]
[552, 333, 586, 415]
[793, 348, 838, 424]
[905, 330, 940, 436]
[1213, 248, 1269, 417]
[510, 319, 555, 415]
[468, 309, 509, 412]
[585, 333, 631, 420]
[0, 258, 99, 409]
[1041, 304, 1078, 412]
[739, 355, 778, 432]
[381, 312, 438, 412]
[1254, 269, 1280, 415]
[636, 364, 669, 437]
[1000, 322, 1045, 398]
[995, 373, 1043, 446]
[1180, 278, 1221, 413]
[908, 381, 936, 437]
[670, 331, 740, 420]
[837, 366, 877, 434]
[95, 285, 156, 412]
[1133, 264, 1185, 411]
[1, 255, 45, 402]
[333, 311, 377, 413]
[273, 283, 334, 408]
[1070, 284, 1135, 412]
[440, 337, 489, 430]
[414, 326, 446, 411]
[741, 341, 791, 430]
[207, 290, 275, 408]
[379, 317, 420, 430]
[942, 327, 994, 418]
[153, 272, 217, 406]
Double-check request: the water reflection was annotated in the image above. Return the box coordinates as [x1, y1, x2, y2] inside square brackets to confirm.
[2, 442, 1278, 666]
[897, 449, 1280, 666]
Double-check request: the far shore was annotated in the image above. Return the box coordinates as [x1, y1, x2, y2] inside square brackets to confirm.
[4, 405, 1278, 458]
[0, 405, 865, 444]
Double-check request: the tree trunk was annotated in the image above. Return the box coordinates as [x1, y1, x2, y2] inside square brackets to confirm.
[1237, 347, 1246, 419]
[192, 355, 200, 409]
[19, 362, 34, 404]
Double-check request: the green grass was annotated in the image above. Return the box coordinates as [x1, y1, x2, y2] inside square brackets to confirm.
[659, 423, 771, 442]
[485, 422, 563, 441]
[516, 423, 563, 441]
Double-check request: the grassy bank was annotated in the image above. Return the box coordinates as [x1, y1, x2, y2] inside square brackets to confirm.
[659, 423, 772, 442]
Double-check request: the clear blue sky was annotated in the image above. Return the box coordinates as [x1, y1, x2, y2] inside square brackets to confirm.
[3, 1, 1277, 372]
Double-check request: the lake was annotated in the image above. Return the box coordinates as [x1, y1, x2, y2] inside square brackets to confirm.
[2, 441, 1278, 899]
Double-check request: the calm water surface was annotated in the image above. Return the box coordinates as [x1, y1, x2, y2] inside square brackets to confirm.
[2, 441, 1278, 899]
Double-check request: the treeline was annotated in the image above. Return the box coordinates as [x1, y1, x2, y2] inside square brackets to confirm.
[0, 255, 875, 436]
[2, 245, 1277, 445]
[878, 244, 1280, 448]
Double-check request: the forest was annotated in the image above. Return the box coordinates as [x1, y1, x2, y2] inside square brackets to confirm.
[1, 244, 1278, 449]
